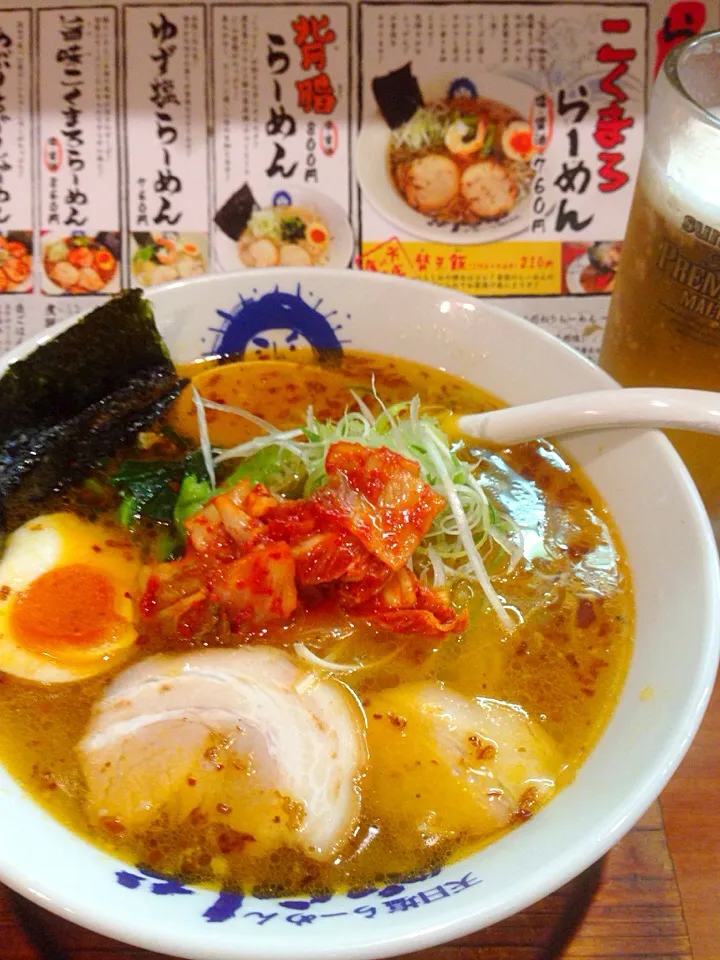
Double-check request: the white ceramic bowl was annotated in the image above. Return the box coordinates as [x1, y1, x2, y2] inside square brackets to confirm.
[0, 269, 717, 960]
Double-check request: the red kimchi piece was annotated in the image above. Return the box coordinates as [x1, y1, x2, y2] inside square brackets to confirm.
[311, 442, 445, 570]
[353, 568, 469, 637]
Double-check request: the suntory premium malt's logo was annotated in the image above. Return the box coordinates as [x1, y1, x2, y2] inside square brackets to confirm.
[681, 215, 720, 249]
[657, 239, 720, 321]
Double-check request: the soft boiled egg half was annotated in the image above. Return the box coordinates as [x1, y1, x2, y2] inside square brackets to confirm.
[501, 120, 535, 163]
[0, 513, 142, 683]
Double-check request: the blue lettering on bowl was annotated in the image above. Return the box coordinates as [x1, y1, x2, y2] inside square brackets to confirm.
[113, 865, 481, 926]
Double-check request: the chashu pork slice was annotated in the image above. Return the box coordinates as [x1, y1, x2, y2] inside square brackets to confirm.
[364, 682, 560, 850]
[77, 646, 368, 860]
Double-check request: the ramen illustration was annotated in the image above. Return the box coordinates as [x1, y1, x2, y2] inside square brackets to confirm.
[43, 235, 118, 294]
[214, 184, 352, 271]
[374, 65, 536, 227]
[238, 206, 331, 268]
[131, 233, 207, 287]
[356, 65, 544, 245]
[389, 102, 534, 225]
[0, 234, 32, 292]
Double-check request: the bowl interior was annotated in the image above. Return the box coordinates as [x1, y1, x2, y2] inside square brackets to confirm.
[0, 269, 716, 960]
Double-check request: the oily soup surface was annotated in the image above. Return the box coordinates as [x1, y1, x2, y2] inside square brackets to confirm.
[0, 351, 632, 895]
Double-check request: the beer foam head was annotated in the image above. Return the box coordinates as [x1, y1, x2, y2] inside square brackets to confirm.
[644, 124, 720, 227]
[643, 59, 720, 224]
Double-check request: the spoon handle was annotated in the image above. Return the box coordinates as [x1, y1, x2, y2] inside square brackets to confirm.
[457, 388, 720, 445]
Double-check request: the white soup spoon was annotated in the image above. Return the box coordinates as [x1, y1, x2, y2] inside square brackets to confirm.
[456, 388, 720, 445]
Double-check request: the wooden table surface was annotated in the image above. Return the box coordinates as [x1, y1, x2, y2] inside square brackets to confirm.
[1, 680, 718, 960]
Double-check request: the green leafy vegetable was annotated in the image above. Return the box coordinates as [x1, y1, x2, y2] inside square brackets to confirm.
[174, 474, 213, 532]
[133, 244, 157, 264]
[154, 529, 185, 563]
[224, 445, 306, 497]
[480, 122, 496, 157]
[174, 449, 214, 532]
[112, 448, 213, 535]
[114, 440, 307, 547]
[280, 215, 307, 243]
[169, 445, 307, 537]
[110, 460, 185, 524]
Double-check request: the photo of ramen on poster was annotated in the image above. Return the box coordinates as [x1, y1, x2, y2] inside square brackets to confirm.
[357, 63, 540, 244]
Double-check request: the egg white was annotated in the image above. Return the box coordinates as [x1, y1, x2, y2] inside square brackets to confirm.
[0, 513, 142, 683]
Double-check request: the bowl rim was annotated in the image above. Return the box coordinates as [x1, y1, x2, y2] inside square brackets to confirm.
[0, 268, 718, 960]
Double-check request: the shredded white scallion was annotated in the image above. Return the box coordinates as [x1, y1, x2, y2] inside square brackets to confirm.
[293, 643, 359, 673]
[422, 423, 513, 632]
[426, 545, 446, 588]
[213, 429, 307, 465]
[488, 525, 524, 575]
[200, 398, 280, 436]
[294, 642, 402, 676]
[191, 385, 216, 491]
[350, 389, 376, 425]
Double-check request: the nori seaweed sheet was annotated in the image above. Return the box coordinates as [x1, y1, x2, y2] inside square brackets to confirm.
[371, 62, 424, 129]
[133, 231, 155, 249]
[95, 231, 122, 261]
[0, 289, 186, 533]
[214, 183, 258, 241]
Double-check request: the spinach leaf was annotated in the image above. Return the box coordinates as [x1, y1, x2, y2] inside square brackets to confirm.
[110, 459, 185, 524]
[110, 441, 305, 547]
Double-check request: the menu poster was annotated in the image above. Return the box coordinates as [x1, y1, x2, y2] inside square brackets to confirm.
[37, 6, 121, 332]
[0, 0, 716, 362]
[0, 9, 32, 349]
[125, 5, 210, 289]
[358, 4, 645, 297]
[211, 4, 352, 275]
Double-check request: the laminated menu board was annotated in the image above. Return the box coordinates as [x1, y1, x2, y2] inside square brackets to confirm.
[0, 0, 716, 361]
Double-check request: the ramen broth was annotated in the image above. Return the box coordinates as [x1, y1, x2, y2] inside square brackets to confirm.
[0, 351, 632, 895]
[388, 97, 535, 225]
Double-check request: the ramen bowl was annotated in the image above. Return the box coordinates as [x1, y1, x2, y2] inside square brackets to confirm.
[213, 186, 355, 272]
[0, 269, 717, 960]
[357, 73, 539, 245]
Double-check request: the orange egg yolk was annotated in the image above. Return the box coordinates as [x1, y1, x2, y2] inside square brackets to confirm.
[510, 131, 532, 158]
[310, 227, 327, 244]
[10, 564, 117, 653]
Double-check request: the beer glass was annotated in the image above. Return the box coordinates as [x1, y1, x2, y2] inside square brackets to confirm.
[600, 30, 720, 527]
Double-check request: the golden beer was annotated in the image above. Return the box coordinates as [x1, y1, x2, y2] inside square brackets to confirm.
[600, 30, 720, 523]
